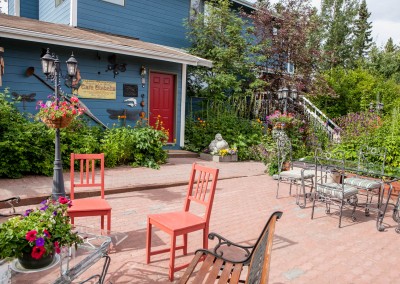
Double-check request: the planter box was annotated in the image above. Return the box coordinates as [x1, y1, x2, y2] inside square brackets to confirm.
[200, 153, 238, 162]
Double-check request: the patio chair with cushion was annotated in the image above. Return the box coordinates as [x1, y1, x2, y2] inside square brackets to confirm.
[343, 145, 386, 216]
[311, 149, 359, 228]
[178, 211, 283, 284]
[273, 130, 314, 208]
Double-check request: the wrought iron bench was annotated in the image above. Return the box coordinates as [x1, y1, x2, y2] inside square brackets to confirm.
[177, 211, 283, 284]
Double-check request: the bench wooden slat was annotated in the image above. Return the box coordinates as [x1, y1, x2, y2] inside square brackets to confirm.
[217, 261, 233, 283]
[179, 251, 204, 283]
[193, 254, 215, 284]
[230, 263, 244, 283]
[204, 258, 224, 283]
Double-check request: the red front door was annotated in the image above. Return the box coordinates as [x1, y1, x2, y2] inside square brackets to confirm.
[149, 72, 175, 143]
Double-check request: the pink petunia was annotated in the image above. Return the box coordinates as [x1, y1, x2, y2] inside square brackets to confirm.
[43, 229, 51, 238]
[54, 241, 61, 254]
[31, 246, 46, 260]
[26, 230, 37, 242]
[58, 196, 69, 204]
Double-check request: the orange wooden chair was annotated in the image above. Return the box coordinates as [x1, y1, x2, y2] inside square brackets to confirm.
[146, 163, 219, 281]
[67, 153, 112, 231]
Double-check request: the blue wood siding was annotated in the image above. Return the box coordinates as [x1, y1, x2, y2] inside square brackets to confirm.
[21, 1, 39, 19]
[0, 38, 183, 148]
[39, 0, 70, 24]
[8, 0, 15, 15]
[77, 0, 190, 48]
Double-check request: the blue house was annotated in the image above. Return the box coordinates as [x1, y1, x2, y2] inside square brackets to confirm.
[0, 0, 254, 147]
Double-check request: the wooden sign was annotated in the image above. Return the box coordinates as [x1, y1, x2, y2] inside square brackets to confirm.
[123, 84, 138, 97]
[78, 79, 116, 99]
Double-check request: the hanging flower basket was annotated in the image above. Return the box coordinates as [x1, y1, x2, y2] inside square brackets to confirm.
[41, 116, 74, 129]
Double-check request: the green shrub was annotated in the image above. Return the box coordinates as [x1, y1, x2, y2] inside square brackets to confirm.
[100, 123, 168, 169]
[0, 89, 169, 177]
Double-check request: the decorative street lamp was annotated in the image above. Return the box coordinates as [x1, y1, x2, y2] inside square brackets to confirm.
[41, 48, 78, 200]
[277, 87, 299, 113]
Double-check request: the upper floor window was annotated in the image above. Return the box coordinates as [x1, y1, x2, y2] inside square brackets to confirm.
[55, 0, 65, 7]
[102, 0, 125, 6]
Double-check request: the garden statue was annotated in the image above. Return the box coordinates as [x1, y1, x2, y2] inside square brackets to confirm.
[209, 133, 229, 154]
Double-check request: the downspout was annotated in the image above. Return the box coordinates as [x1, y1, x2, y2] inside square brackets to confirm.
[14, 0, 20, 16]
[70, 0, 77, 27]
[179, 64, 187, 148]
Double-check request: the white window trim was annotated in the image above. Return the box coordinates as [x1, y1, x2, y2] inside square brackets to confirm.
[102, 0, 125, 6]
[14, 0, 20, 16]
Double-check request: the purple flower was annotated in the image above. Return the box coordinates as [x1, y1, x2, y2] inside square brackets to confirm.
[35, 237, 45, 247]
[40, 205, 49, 211]
[24, 209, 33, 217]
[53, 211, 57, 216]
[40, 200, 47, 205]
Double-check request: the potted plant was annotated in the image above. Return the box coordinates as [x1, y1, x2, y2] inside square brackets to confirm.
[266, 110, 296, 129]
[35, 95, 84, 128]
[0, 197, 83, 269]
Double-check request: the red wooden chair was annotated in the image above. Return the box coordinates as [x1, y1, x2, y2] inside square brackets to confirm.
[67, 153, 112, 231]
[146, 163, 219, 281]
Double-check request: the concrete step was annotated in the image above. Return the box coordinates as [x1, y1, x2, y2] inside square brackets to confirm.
[167, 150, 199, 158]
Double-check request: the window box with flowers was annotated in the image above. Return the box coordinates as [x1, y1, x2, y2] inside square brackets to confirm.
[35, 95, 84, 128]
[0, 197, 83, 270]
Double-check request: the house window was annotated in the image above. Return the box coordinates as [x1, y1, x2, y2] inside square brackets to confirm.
[102, 0, 125, 6]
[55, 0, 65, 7]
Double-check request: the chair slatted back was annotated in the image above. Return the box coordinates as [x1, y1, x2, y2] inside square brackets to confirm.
[184, 163, 219, 221]
[245, 211, 282, 284]
[70, 153, 105, 200]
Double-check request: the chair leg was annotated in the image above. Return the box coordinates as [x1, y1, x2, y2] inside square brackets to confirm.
[203, 227, 209, 249]
[183, 234, 188, 255]
[101, 216, 104, 230]
[70, 216, 75, 226]
[107, 212, 111, 231]
[338, 203, 343, 228]
[169, 234, 177, 281]
[146, 220, 152, 264]
[276, 180, 280, 198]
[311, 194, 316, 220]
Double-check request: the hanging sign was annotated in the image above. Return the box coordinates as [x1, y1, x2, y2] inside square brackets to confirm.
[78, 79, 116, 99]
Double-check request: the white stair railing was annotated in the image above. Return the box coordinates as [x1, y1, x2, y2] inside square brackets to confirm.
[300, 96, 341, 142]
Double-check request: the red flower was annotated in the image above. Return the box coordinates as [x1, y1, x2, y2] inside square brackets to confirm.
[43, 229, 51, 238]
[58, 196, 69, 204]
[31, 246, 46, 260]
[54, 241, 61, 254]
[25, 230, 37, 242]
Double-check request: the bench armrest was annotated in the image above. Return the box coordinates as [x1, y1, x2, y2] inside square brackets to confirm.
[208, 232, 253, 263]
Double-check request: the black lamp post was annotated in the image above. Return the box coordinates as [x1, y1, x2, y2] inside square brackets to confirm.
[277, 86, 298, 114]
[41, 48, 78, 200]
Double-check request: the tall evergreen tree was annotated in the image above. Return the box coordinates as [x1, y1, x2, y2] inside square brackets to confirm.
[185, 0, 258, 101]
[353, 0, 373, 61]
[320, 0, 358, 69]
[385, 37, 396, 53]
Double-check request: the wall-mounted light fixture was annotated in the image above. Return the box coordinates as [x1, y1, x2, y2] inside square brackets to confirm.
[140, 66, 147, 87]
[105, 54, 127, 78]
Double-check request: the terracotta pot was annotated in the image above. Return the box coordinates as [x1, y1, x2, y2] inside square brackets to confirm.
[18, 249, 54, 269]
[282, 161, 291, 171]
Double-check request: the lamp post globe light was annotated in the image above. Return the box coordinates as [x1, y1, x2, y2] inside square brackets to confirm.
[41, 48, 78, 200]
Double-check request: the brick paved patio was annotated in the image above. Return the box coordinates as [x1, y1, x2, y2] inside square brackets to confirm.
[2, 158, 399, 283]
